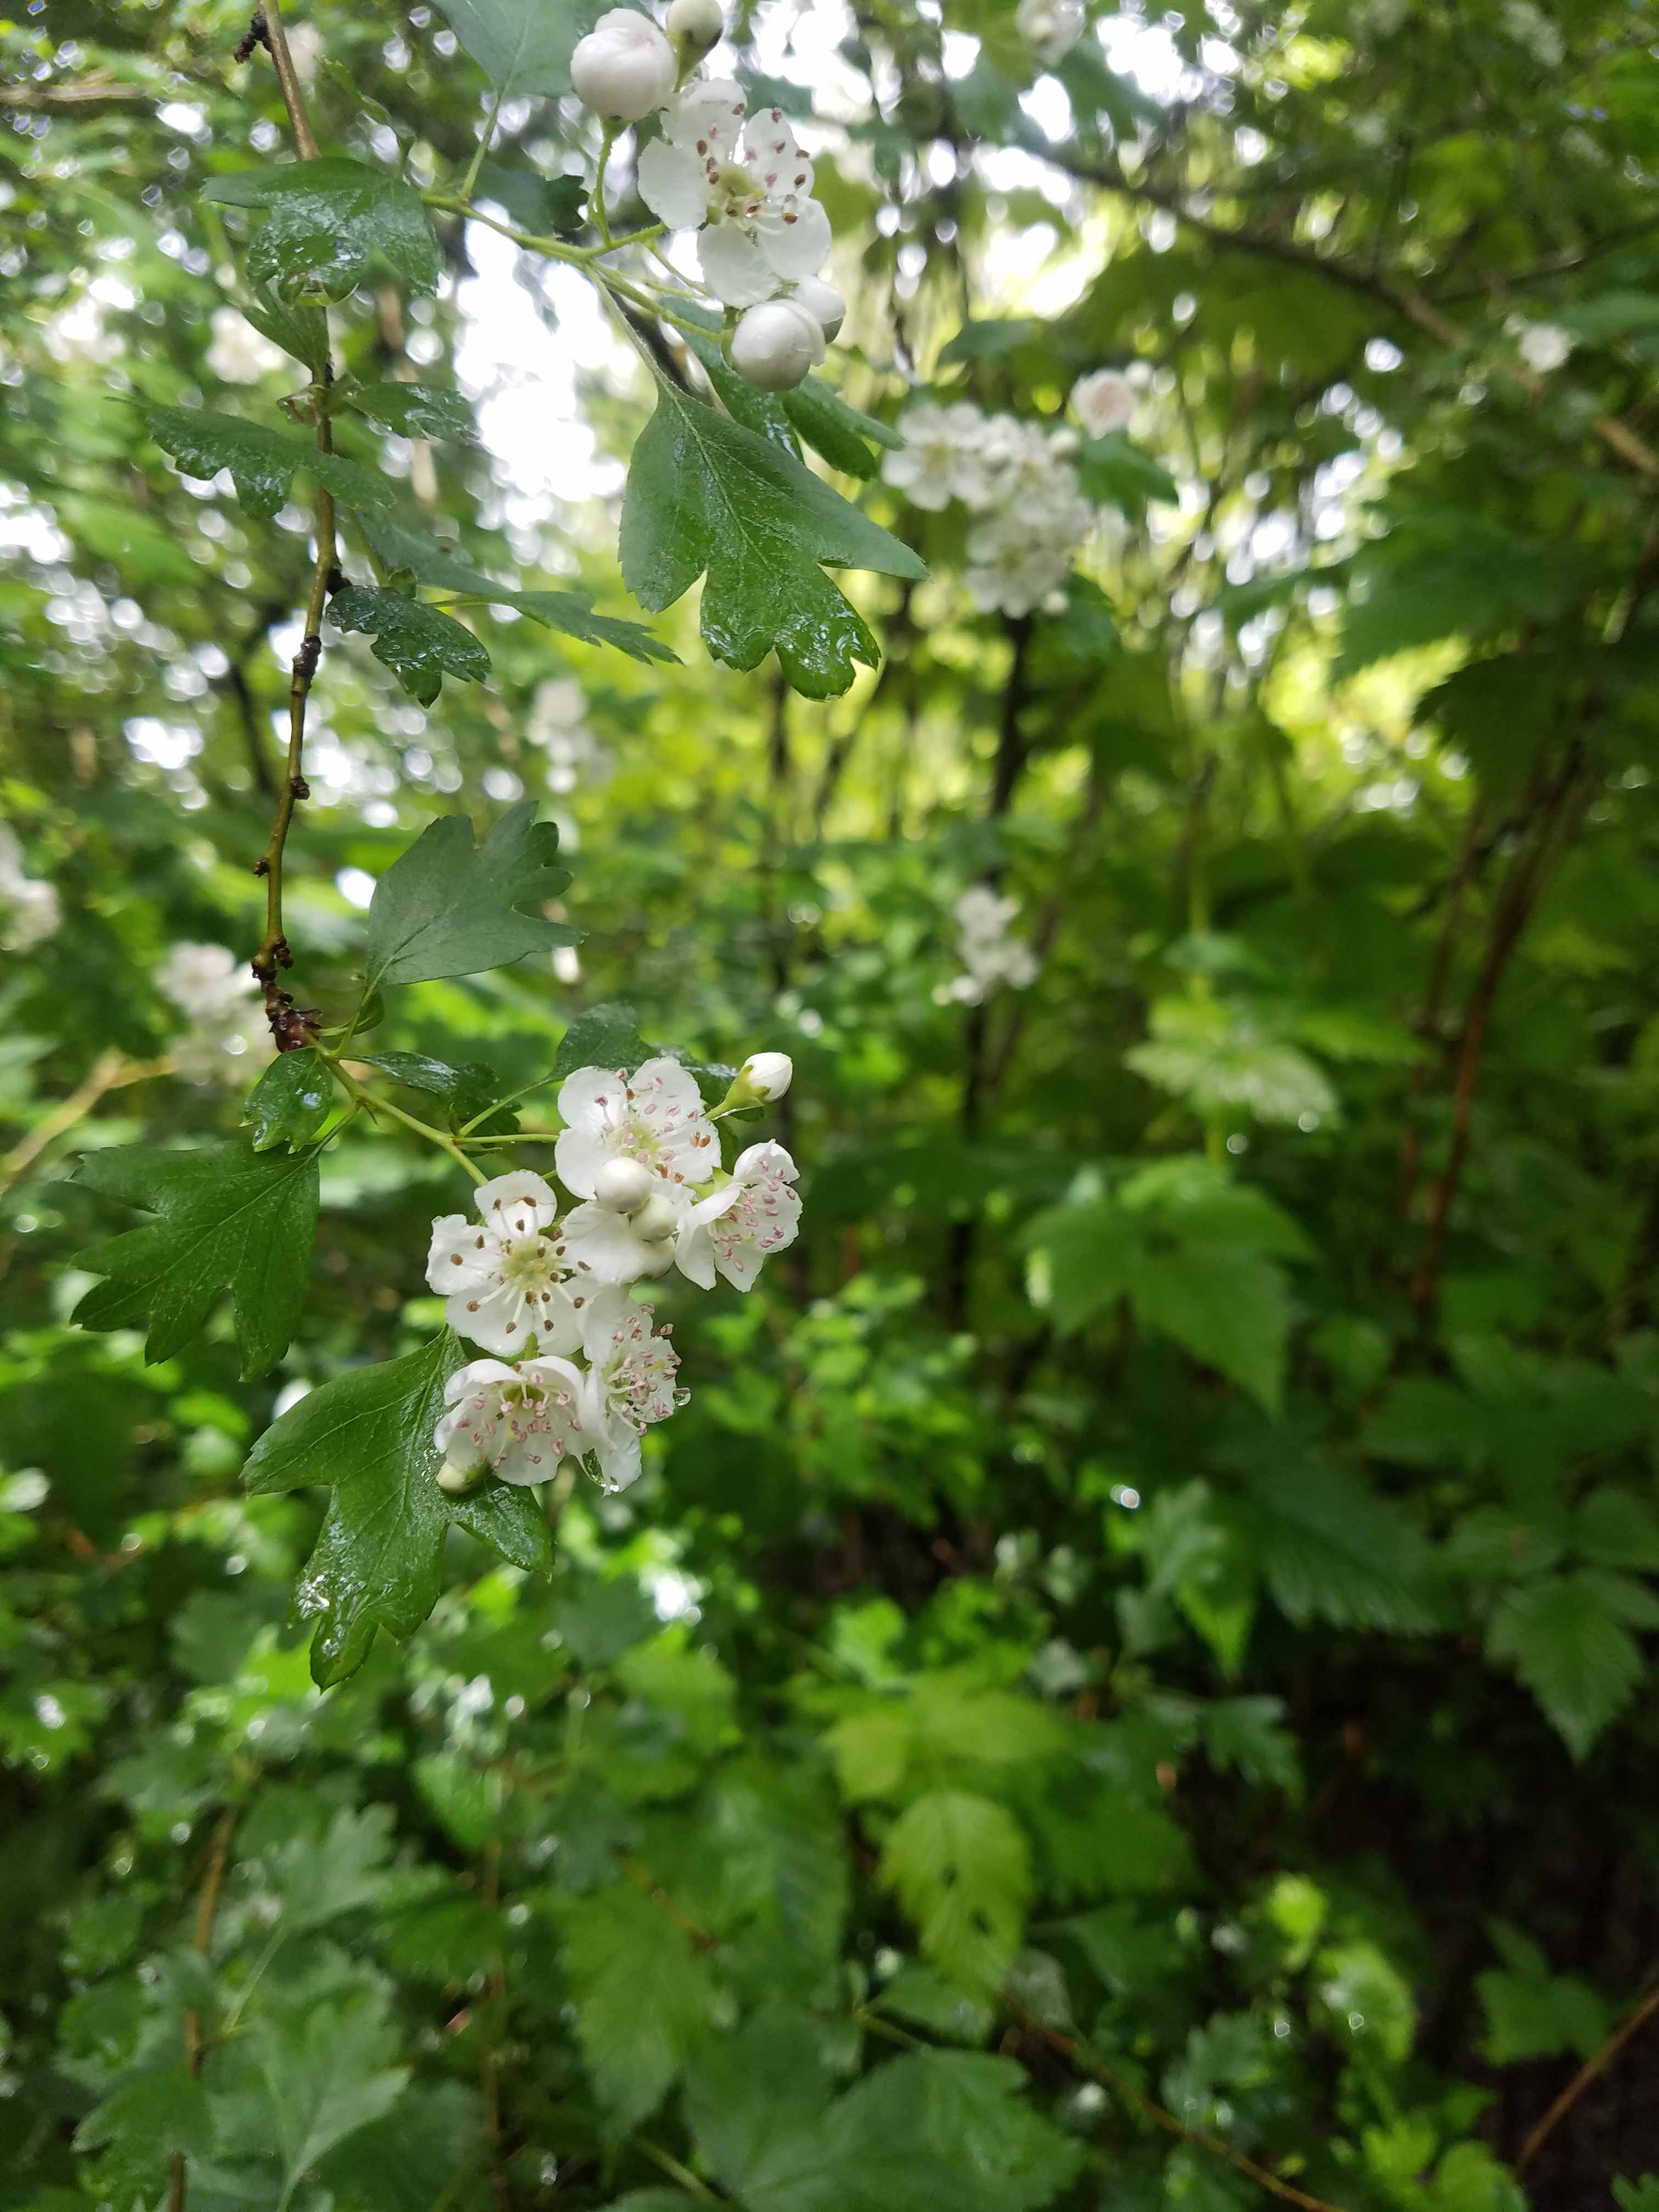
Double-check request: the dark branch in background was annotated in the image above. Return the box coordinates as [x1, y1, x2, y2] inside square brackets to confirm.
[1516, 1972, 1659, 2174]
[166, 1806, 238, 2212]
[235, 0, 331, 1052]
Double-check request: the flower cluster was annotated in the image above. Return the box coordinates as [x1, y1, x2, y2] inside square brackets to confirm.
[428, 1053, 799, 1494]
[155, 942, 273, 1084]
[882, 401, 1099, 616]
[571, 8, 844, 390]
[946, 885, 1039, 1005]
[0, 826, 60, 953]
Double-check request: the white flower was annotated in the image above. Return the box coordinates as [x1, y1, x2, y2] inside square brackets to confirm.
[952, 885, 1039, 998]
[964, 512, 1073, 617]
[676, 1139, 801, 1291]
[883, 402, 995, 511]
[434, 1356, 585, 1487]
[1517, 323, 1573, 374]
[731, 296, 825, 389]
[0, 830, 60, 952]
[554, 1056, 719, 1199]
[569, 1286, 685, 1492]
[1071, 368, 1136, 437]
[570, 8, 678, 120]
[637, 86, 833, 309]
[740, 1051, 793, 1101]
[155, 942, 258, 1023]
[206, 307, 286, 386]
[172, 1015, 275, 1084]
[1017, 0, 1086, 63]
[426, 1171, 582, 1357]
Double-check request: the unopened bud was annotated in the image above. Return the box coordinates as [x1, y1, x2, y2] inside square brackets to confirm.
[731, 297, 825, 391]
[571, 8, 678, 121]
[437, 1458, 482, 1494]
[789, 276, 845, 345]
[594, 1156, 657, 1214]
[741, 1051, 793, 1101]
[667, 0, 724, 53]
[633, 1192, 680, 1244]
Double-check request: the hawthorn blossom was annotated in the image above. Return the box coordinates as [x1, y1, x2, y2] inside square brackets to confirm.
[554, 1056, 719, 1201]
[1516, 322, 1573, 374]
[676, 1140, 801, 1291]
[1071, 368, 1137, 437]
[569, 1286, 686, 1492]
[155, 941, 256, 1023]
[434, 1356, 584, 1487]
[949, 885, 1039, 1003]
[426, 1171, 582, 1357]
[637, 84, 832, 310]
[882, 402, 995, 511]
[0, 826, 61, 952]
[570, 8, 678, 120]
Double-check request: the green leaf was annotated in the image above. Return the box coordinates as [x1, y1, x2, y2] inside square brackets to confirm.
[241, 1983, 408, 2208]
[1076, 430, 1179, 514]
[1026, 1161, 1311, 1415]
[149, 405, 394, 521]
[554, 1001, 650, 1079]
[1234, 1457, 1434, 1632]
[244, 1047, 334, 1152]
[314, 2083, 483, 2212]
[74, 2067, 214, 2200]
[1487, 1569, 1658, 1759]
[204, 157, 441, 302]
[879, 1790, 1030, 1999]
[356, 1050, 517, 1133]
[619, 376, 927, 699]
[361, 800, 574, 994]
[329, 584, 492, 705]
[1613, 2181, 1659, 2212]
[473, 159, 588, 234]
[242, 1333, 554, 1685]
[1477, 1921, 1611, 2064]
[427, 0, 603, 97]
[74, 1144, 318, 1376]
[557, 1881, 718, 2129]
[784, 374, 901, 472]
[241, 284, 330, 373]
[357, 509, 675, 663]
[343, 380, 479, 444]
[1127, 996, 1339, 1127]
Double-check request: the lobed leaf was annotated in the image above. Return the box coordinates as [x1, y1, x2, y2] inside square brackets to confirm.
[204, 157, 442, 302]
[329, 584, 492, 705]
[149, 405, 394, 522]
[360, 799, 574, 993]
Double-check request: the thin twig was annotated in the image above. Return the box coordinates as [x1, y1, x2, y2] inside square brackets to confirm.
[622, 1857, 721, 1951]
[1516, 1975, 1659, 2173]
[0, 1052, 172, 1205]
[167, 1805, 239, 2212]
[239, 0, 334, 1049]
[1000, 1997, 1350, 2212]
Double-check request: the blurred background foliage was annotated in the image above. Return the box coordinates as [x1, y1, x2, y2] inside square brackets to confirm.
[5, 0, 1659, 2207]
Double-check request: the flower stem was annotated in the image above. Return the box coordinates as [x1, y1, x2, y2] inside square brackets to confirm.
[321, 1056, 489, 1184]
[459, 81, 506, 203]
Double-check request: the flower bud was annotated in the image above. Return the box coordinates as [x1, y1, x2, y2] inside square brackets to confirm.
[633, 1192, 680, 1244]
[1070, 368, 1136, 438]
[741, 1051, 793, 1101]
[730, 297, 825, 390]
[437, 1457, 482, 1494]
[594, 1156, 657, 1214]
[788, 276, 846, 344]
[667, 0, 724, 53]
[571, 8, 678, 121]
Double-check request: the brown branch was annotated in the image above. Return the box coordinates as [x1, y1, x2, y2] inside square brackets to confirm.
[238, 0, 333, 1050]
[0, 1051, 171, 1205]
[0, 75, 146, 107]
[167, 1806, 239, 2212]
[1516, 1974, 1659, 2174]
[1000, 1997, 1352, 2212]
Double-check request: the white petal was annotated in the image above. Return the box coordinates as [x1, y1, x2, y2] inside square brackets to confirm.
[668, 77, 747, 154]
[427, 1214, 498, 1295]
[554, 1126, 614, 1200]
[637, 138, 711, 229]
[562, 1200, 656, 1285]
[698, 222, 779, 307]
[475, 1170, 560, 1237]
[449, 1279, 536, 1355]
[556, 1063, 630, 1139]
[732, 1139, 798, 1184]
[532, 1285, 585, 1357]
[444, 1357, 518, 1405]
[757, 195, 831, 281]
[674, 1216, 718, 1289]
[592, 1416, 643, 1493]
[715, 1240, 765, 1291]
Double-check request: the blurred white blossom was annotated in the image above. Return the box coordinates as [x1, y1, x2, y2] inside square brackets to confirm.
[0, 826, 61, 952]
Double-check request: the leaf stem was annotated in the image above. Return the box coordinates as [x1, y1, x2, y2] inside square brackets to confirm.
[459, 82, 507, 204]
[321, 1055, 489, 1183]
[166, 1804, 239, 2212]
[639, 2140, 724, 2202]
